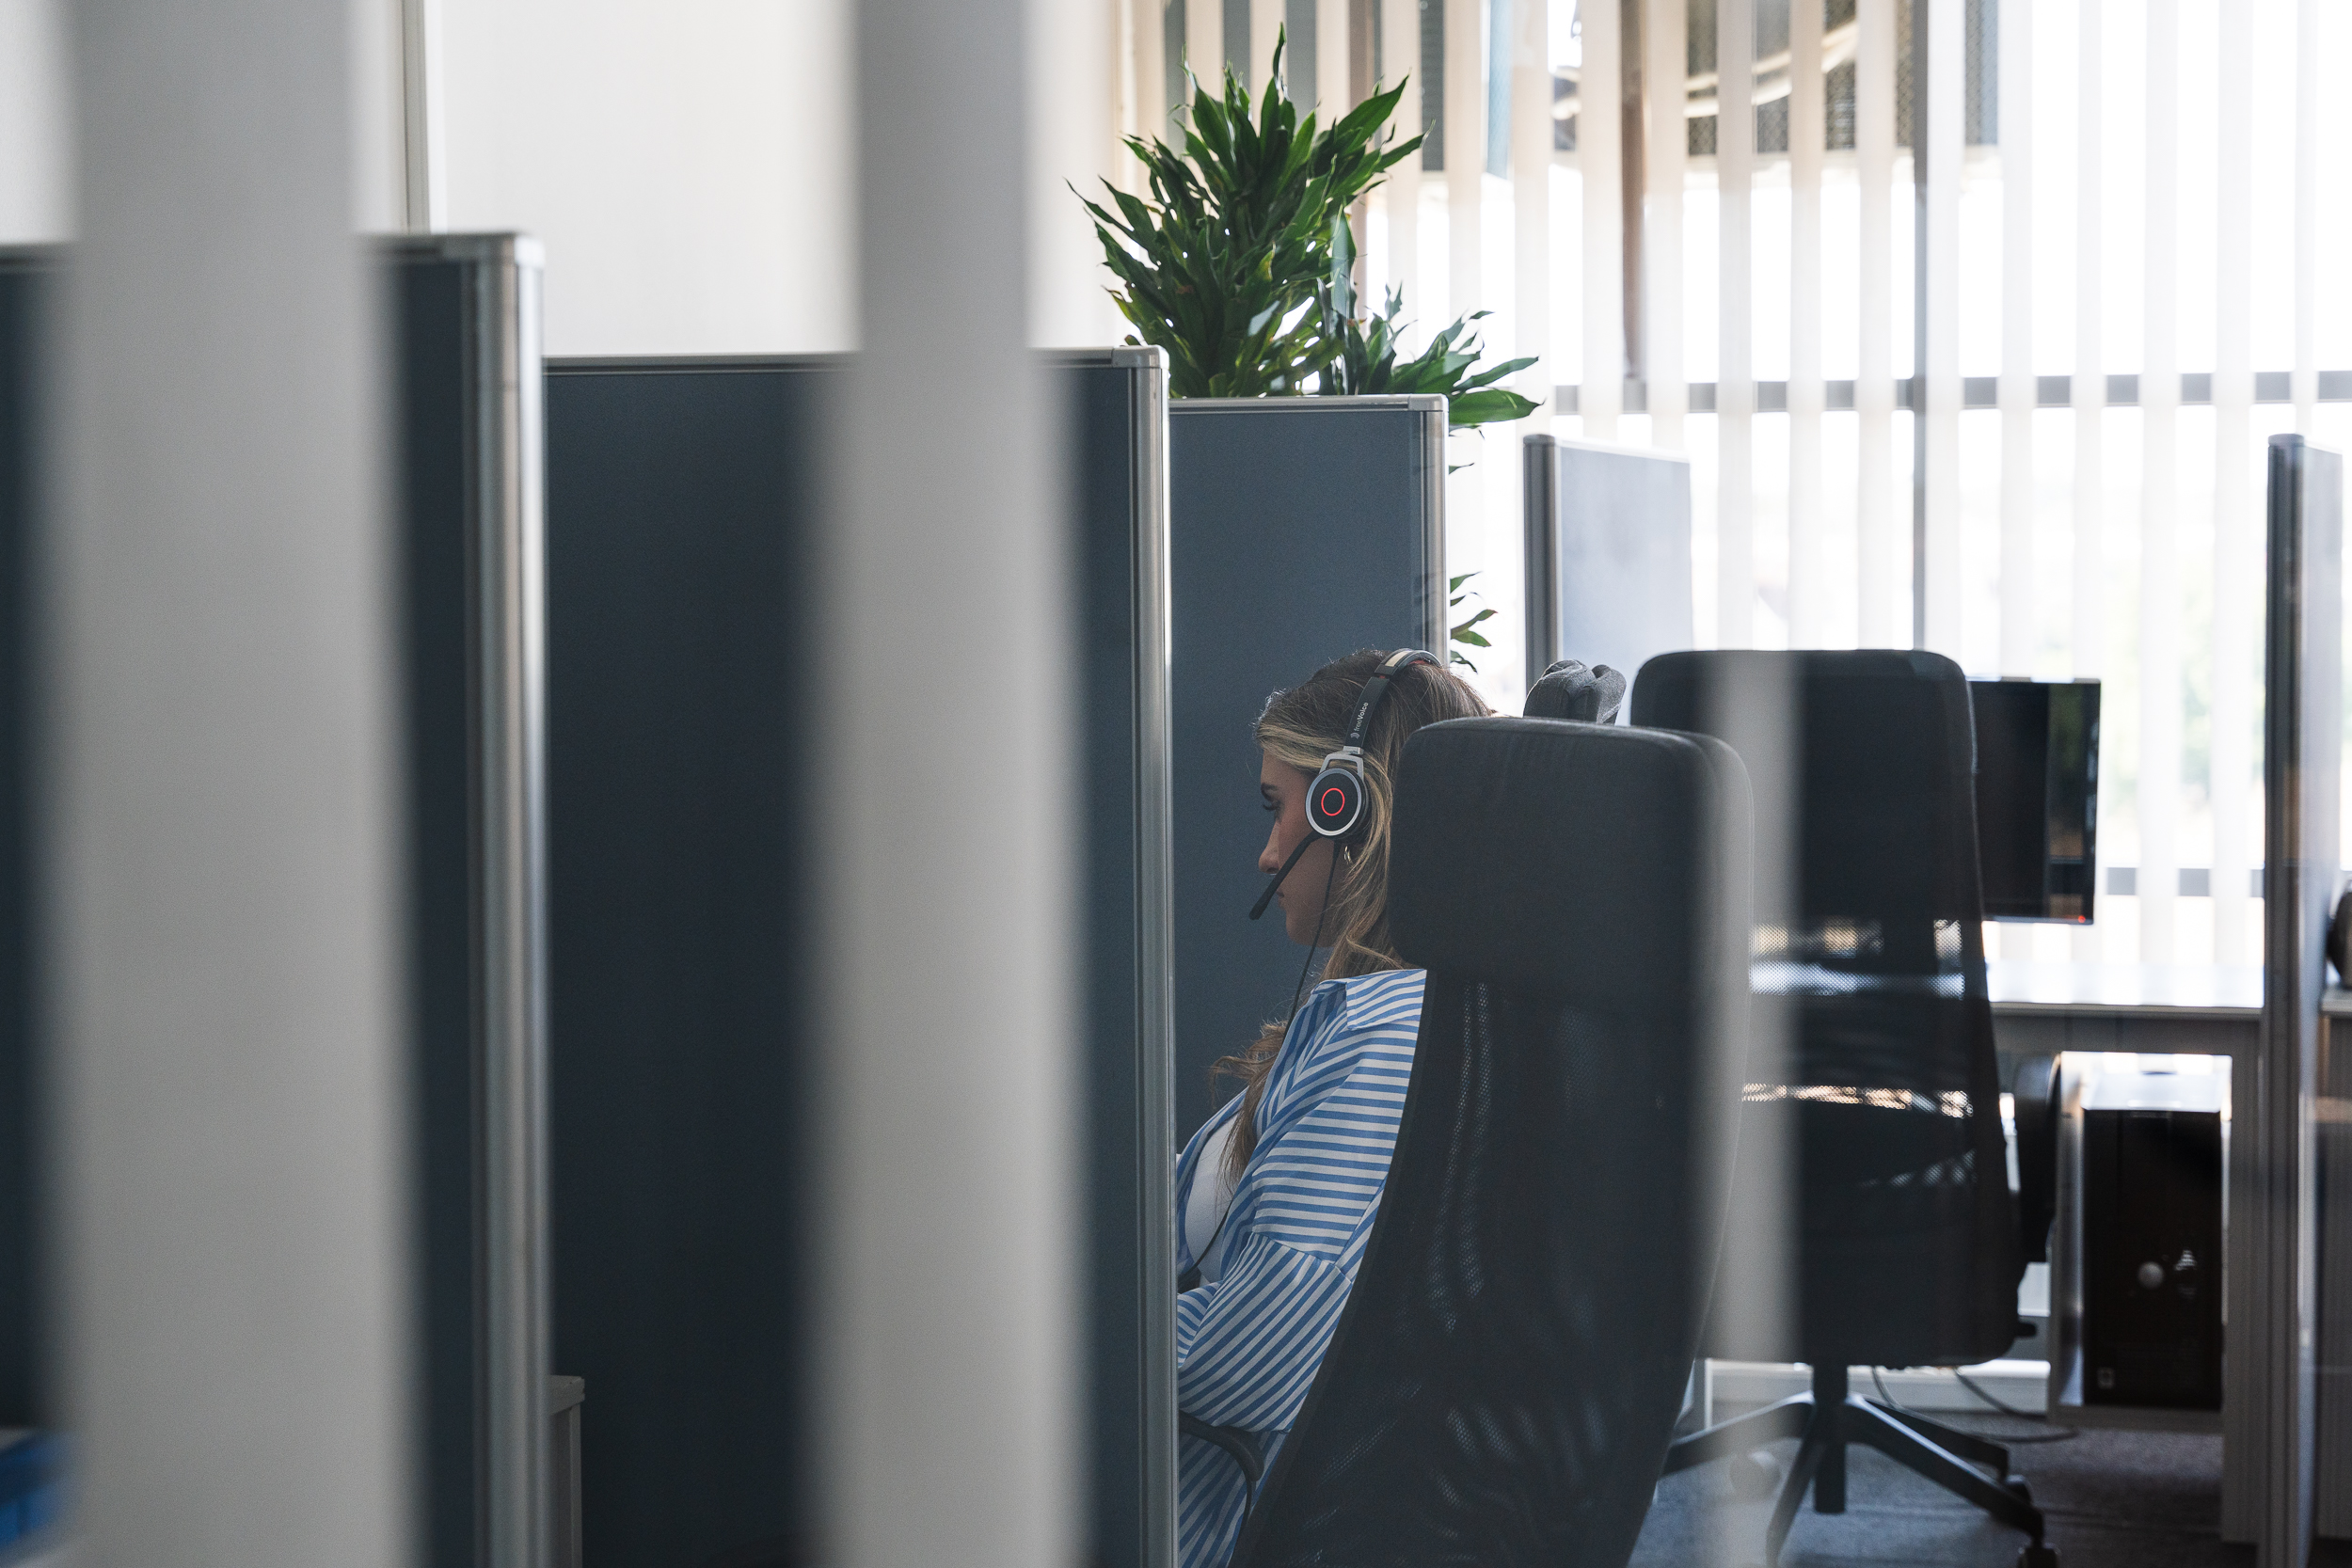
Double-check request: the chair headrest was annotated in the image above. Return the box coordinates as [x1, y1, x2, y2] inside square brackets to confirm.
[1524, 658, 1628, 724]
[1629, 647, 1982, 936]
[1389, 718, 1751, 996]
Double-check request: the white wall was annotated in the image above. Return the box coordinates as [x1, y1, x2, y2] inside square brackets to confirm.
[8, 0, 1134, 351]
[349, 0, 409, 231]
[439, 0, 853, 356]
[0, 0, 69, 243]
[1031, 0, 1122, 347]
[0, 0, 407, 240]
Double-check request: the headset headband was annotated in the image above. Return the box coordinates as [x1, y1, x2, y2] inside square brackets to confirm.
[1338, 648, 1439, 757]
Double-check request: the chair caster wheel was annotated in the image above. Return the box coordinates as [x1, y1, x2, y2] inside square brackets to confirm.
[1728, 1450, 1780, 1500]
[2017, 1543, 2059, 1568]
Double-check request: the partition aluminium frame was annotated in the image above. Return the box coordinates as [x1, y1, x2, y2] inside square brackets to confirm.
[2248, 433, 2339, 1564]
[1056, 346, 1179, 1568]
[386, 231, 552, 1568]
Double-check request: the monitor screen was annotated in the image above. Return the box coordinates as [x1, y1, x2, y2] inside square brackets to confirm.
[1971, 678, 2101, 923]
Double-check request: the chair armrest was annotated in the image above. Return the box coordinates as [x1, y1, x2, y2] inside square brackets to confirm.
[1179, 1412, 1264, 1496]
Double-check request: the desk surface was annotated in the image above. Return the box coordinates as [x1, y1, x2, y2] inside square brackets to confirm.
[1987, 960, 2264, 1018]
[1986, 958, 2352, 1018]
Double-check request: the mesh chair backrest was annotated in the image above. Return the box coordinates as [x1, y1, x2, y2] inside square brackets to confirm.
[1230, 719, 1752, 1568]
[1629, 650, 2022, 1367]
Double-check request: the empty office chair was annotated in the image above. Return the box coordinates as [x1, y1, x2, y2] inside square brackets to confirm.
[1633, 650, 2055, 1568]
[1222, 716, 1752, 1568]
[1524, 657, 1629, 724]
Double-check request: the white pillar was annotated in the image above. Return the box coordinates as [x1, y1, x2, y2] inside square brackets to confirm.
[1186, 0, 1223, 103]
[1643, 0, 1687, 451]
[1509, 0, 1550, 697]
[1510, 0, 1549, 390]
[1317, 0, 1352, 116]
[2138, 0, 2179, 965]
[1132, 0, 1169, 156]
[1031, 0, 1118, 345]
[1854, 0, 1897, 645]
[1445, 0, 1483, 322]
[2211, 0, 2257, 970]
[833, 8, 1078, 1568]
[1787, 0, 1825, 647]
[0, 0, 69, 244]
[1250, 0, 1285, 94]
[1717, 0, 1756, 647]
[2069, 0, 2105, 965]
[53, 5, 407, 1567]
[1994, 0, 2033, 678]
[1381, 0, 1422, 338]
[1919, 0, 1963, 656]
[2292, 0, 2318, 433]
[1578, 0, 1623, 440]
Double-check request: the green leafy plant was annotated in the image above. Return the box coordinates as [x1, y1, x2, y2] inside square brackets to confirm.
[1078, 36, 1415, 398]
[1448, 571, 1496, 671]
[1316, 224, 1539, 426]
[1082, 34, 1541, 428]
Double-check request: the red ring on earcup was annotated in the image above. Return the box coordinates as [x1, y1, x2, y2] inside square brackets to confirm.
[1308, 766, 1362, 837]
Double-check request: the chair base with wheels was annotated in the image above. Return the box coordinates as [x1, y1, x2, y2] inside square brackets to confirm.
[1661, 1364, 2058, 1568]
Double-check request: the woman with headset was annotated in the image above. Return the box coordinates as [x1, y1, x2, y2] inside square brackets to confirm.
[1173, 648, 1491, 1568]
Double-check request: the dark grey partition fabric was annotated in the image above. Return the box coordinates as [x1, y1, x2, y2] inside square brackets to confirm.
[395, 245, 485, 1568]
[1522, 434, 1692, 692]
[1167, 398, 1445, 1141]
[545, 352, 1173, 1568]
[0, 251, 47, 1432]
[546, 358, 823, 1568]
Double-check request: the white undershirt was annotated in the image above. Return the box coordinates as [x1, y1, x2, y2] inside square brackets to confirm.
[1183, 1115, 1242, 1286]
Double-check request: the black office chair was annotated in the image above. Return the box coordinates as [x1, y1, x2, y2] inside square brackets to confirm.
[1222, 715, 1753, 1568]
[1525, 657, 1629, 723]
[1633, 650, 2057, 1568]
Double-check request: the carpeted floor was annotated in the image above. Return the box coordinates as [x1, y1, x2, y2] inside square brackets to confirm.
[1629, 1418, 2352, 1568]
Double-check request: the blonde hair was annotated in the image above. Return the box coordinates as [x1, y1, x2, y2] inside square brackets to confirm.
[1213, 650, 1492, 1176]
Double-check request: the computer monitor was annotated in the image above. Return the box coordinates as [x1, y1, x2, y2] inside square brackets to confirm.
[1970, 677, 2101, 923]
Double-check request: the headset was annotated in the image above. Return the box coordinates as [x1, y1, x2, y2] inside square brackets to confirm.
[1248, 648, 1439, 921]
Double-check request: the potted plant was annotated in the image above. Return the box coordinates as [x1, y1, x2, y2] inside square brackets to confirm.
[1080, 34, 1538, 430]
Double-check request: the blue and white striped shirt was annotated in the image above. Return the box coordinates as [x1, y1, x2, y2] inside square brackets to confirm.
[1173, 966, 1425, 1568]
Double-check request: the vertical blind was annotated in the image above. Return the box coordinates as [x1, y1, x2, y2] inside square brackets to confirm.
[1113, 0, 2352, 970]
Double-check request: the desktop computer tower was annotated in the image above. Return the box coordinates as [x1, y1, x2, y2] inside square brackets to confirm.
[2081, 1105, 2224, 1409]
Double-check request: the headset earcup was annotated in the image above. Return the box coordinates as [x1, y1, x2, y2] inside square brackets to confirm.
[1307, 766, 1362, 838]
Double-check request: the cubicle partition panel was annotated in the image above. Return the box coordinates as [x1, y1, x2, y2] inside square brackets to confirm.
[544, 350, 1175, 1568]
[2244, 433, 2342, 1561]
[1521, 434, 1692, 693]
[1056, 349, 1180, 1568]
[544, 354, 824, 1568]
[389, 233, 552, 1568]
[0, 248, 48, 1435]
[1168, 397, 1446, 1142]
[2323, 1000, 2352, 1540]
[0, 239, 555, 1563]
